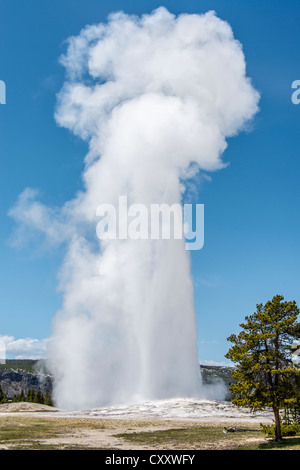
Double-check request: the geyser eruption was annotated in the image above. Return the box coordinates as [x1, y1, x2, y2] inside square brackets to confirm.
[10, 8, 259, 410]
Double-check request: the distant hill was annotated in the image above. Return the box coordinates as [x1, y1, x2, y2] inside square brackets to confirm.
[0, 359, 41, 373]
[200, 364, 234, 385]
[200, 364, 234, 400]
[0, 368, 52, 399]
[0, 360, 234, 401]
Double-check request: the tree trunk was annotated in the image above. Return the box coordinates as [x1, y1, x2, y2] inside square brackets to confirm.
[273, 406, 282, 441]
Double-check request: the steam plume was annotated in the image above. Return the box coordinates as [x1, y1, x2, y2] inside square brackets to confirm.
[10, 8, 259, 410]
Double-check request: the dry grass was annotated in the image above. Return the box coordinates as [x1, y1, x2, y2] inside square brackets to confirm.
[0, 414, 276, 450]
[0, 402, 298, 450]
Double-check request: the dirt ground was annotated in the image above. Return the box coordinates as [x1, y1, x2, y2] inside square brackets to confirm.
[0, 402, 273, 450]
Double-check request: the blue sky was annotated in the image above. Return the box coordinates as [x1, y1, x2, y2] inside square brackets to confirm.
[0, 0, 300, 363]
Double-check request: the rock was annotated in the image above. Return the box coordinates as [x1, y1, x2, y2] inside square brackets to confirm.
[0, 368, 53, 399]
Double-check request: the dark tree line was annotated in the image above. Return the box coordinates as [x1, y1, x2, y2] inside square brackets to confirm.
[0, 384, 53, 406]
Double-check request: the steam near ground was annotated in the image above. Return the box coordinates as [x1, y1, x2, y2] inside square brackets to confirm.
[10, 8, 259, 410]
[54, 397, 272, 423]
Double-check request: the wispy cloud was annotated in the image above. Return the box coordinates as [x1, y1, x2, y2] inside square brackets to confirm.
[0, 335, 49, 359]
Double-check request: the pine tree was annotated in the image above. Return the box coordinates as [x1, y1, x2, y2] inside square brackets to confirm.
[44, 392, 53, 407]
[0, 384, 6, 403]
[34, 390, 44, 404]
[30, 389, 36, 403]
[226, 295, 300, 441]
[26, 388, 36, 403]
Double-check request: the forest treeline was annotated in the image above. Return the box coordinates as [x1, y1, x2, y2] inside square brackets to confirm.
[0, 385, 53, 406]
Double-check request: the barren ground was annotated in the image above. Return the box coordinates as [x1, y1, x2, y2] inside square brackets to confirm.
[0, 401, 278, 450]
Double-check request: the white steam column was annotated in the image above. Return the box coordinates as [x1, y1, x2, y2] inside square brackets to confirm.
[12, 8, 259, 410]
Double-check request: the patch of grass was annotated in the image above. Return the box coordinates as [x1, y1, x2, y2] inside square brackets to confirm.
[115, 425, 264, 450]
[117, 426, 300, 450]
[0, 416, 107, 450]
[235, 438, 300, 450]
[3, 416, 300, 451]
[9, 443, 104, 450]
[0, 421, 55, 442]
[0, 360, 39, 373]
[257, 437, 300, 450]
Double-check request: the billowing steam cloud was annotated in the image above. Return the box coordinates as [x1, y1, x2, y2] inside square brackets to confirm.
[10, 8, 259, 410]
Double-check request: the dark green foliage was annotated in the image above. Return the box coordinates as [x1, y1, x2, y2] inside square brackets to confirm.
[226, 295, 300, 441]
[261, 421, 300, 438]
[26, 388, 36, 402]
[0, 385, 8, 403]
[44, 392, 53, 407]
[11, 388, 53, 406]
[0, 360, 39, 372]
[34, 390, 44, 404]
